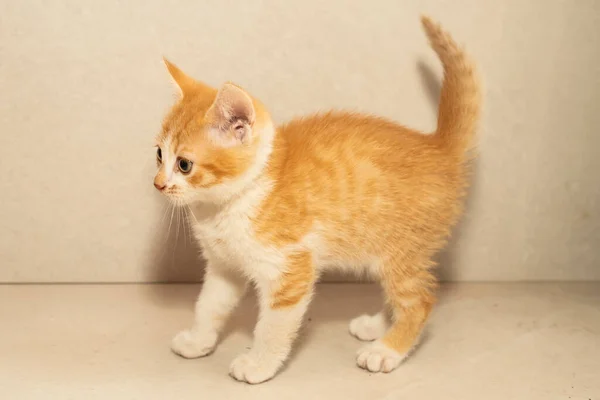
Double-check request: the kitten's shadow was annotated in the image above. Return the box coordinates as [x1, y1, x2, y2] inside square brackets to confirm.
[418, 60, 442, 111]
[142, 199, 206, 312]
[288, 283, 382, 358]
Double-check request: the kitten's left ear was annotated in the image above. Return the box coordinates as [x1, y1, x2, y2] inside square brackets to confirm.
[205, 83, 256, 146]
[163, 57, 214, 97]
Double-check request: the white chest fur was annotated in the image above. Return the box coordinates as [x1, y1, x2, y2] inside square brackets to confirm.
[188, 181, 283, 281]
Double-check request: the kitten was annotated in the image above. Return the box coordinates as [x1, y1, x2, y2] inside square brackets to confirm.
[153, 16, 481, 384]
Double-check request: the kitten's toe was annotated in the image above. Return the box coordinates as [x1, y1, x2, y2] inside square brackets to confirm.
[356, 340, 407, 373]
[171, 329, 217, 359]
[229, 353, 279, 384]
[349, 313, 387, 341]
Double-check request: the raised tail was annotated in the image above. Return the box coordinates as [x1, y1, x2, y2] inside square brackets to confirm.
[421, 16, 482, 154]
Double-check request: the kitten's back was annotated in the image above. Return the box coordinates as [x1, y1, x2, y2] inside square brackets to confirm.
[253, 17, 482, 262]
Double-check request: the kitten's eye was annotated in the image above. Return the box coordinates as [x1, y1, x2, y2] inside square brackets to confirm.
[178, 158, 193, 174]
[156, 147, 162, 163]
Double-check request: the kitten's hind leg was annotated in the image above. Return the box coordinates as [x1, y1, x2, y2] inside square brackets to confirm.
[349, 311, 389, 341]
[356, 262, 437, 373]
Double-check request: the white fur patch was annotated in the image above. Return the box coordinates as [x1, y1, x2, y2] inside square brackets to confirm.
[349, 312, 388, 341]
[356, 340, 408, 373]
[229, 353, 278, 384]
[171, 329, 218, 359]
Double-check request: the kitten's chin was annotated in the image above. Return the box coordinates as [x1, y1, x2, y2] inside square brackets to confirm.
[165, 194, 192, 206]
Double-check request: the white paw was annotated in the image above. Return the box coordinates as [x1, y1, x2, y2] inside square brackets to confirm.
[171, 329, 217, 359]
[349, 313, 387, 341]
[229, 353, 280, 384]
[356, 341, 407, 373]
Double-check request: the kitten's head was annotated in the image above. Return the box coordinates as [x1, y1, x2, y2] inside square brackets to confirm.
[154, 59, 274, 205]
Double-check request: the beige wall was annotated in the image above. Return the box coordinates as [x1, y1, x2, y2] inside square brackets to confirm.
[1, 0, 598, 282]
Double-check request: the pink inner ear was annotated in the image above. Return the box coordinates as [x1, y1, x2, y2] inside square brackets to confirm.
[207, 84, 256, 145]
[229, 99, 255, 126]
[233, 120, 250, 143]
[213, 84, 255, 125]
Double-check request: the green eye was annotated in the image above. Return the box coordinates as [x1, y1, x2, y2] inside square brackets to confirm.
[178, 158, 193, 174]
[156, 147, 162, 163]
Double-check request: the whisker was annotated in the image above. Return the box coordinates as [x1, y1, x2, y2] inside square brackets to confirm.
[182, 207, 188, 248]
[186, 205, 199, 246]
[159, 202, 170, 225]
[175, 203, 180, 245]
[166, 204, 175, 244]
[186, 207, 195, 244]
[185, 204, 193, 245]
[186, 205, 199, 225]
[170, 201, 179, 269]
[158, 203, 174, 262]
[180, 204, 186, 248]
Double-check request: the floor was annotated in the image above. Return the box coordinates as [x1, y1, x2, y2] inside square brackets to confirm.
[0, 283, 598, 400]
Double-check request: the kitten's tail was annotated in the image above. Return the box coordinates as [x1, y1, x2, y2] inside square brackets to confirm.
[421, 16, 482, 154]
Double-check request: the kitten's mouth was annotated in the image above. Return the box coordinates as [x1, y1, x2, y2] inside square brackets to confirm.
[162, 185, 182, 197]
[165, 192, 183, 200]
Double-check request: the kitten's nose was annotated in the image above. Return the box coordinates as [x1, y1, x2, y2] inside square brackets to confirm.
[154, 181, 166, 191]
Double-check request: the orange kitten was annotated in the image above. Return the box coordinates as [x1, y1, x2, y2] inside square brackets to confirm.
[154, 16, 481, 384]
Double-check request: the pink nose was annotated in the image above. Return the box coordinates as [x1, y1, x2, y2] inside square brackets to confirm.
[154, 182, 166, 191]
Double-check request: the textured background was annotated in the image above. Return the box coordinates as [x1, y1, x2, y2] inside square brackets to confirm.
[1, 0, 598, 282]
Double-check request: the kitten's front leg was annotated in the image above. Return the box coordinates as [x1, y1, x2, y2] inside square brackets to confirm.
[171, 264, 246, 359]
[229, 252, 315, 384]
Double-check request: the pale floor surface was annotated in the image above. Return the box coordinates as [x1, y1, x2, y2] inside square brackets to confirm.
[0, 283, 598, 400]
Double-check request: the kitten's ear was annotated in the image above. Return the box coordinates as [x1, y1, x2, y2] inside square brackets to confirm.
[205, 83, 256, 146]
[163, 58, 213, 97]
